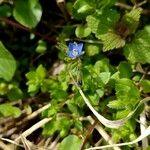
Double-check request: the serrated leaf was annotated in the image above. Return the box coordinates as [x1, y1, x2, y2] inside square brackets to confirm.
[0, 104, 21, 118]
[122, 8, 142, 34]
[116, 109, 130, 119]
[97, 72, 111, 86]
[115, 79, 140, 107]
[140, 80, 150, 93]
[86, 14, 100, 34]
[86, 9, 120, 37]
[108, 100, 125, 109]
[59, 135, 82, 150]
[118, 62, 132, 78]
[75, 26, 91, 38]
[102, 31, 125, 51]
[13, 0, 42, 28]
[124, 26, 150, 63]
[108, 78, 141, 113]
[0, 42, 16, 81]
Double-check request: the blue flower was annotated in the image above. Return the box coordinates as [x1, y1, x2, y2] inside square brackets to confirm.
[67, 42, 84, 59]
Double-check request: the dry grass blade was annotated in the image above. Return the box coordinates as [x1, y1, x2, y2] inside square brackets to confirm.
[70, 72, 150, 128]
[85, 126, 150, 150]
[15, 118, 52, 141]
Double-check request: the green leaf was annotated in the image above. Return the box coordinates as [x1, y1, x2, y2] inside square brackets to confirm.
[58, 117, 72, 137]
[101, 31, 125, 51]
[59, 135, 82, 150]
[116, 109, 130, 119]
[75, 26, 91, 38]
[67, 101, 82, 116]
[85, 43, 102, 56]
[26, 71, 37, 80]
[108, 100, 125, 109]
[0, 82, 8, 95]
[124, 26, 150, 63]
[86, 9, 121, 51]
[0, 42, 16, 81]
[89, 93, 100, 105]
[0, 104, 21, 118]
[27, 84, 39, 95]
[86, 9, 120, 38]
[25, 66, 46, 96]
[36, 40, 47, 54]
[73, 0, 94, 20]
[140, 80, 150, 93]
[97, 72, 111, 86]
[43, 117, 71, 137]
[96, 89, 104, 98]
[50, 89, 68, 100]
[0, 4, 12, 17]
[97, 0, 117, 9]
[94, 58, 114, 73]
[36, 64, 47, 79]
[118, 62, 132, 78]
[122, 8, 142, 34]
[43, 120, 57, 136]
[115, 78, 140, 107]
[86, 14, 99, 34]
[13, 0, 42, 28]
[74, 120, 83, 131]
[7, 87, 23, 101]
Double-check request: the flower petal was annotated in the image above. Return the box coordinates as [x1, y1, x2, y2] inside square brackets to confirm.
[67, 42, 84, 59]
[76, 43, 83, 54]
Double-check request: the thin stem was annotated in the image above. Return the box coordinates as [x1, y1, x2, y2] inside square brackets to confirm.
[81, 120, 98, 150]
[115, 2, 150, 15]
[0, 17, 56, 43]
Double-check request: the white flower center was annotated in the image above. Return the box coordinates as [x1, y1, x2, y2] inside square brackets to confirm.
[72, 49, 78, 56]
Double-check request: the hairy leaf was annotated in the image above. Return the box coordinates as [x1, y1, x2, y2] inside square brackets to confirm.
[115, 78, 140, 108]
[101, 31, 125, 51]
[124, 26, 150, 63]
[108, 100, 125, 109]
[86, 9, 120, 38]
[122, 8, 142, 34]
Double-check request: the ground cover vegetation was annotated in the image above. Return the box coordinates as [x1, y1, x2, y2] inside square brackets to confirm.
[0, 0, 150, 149]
